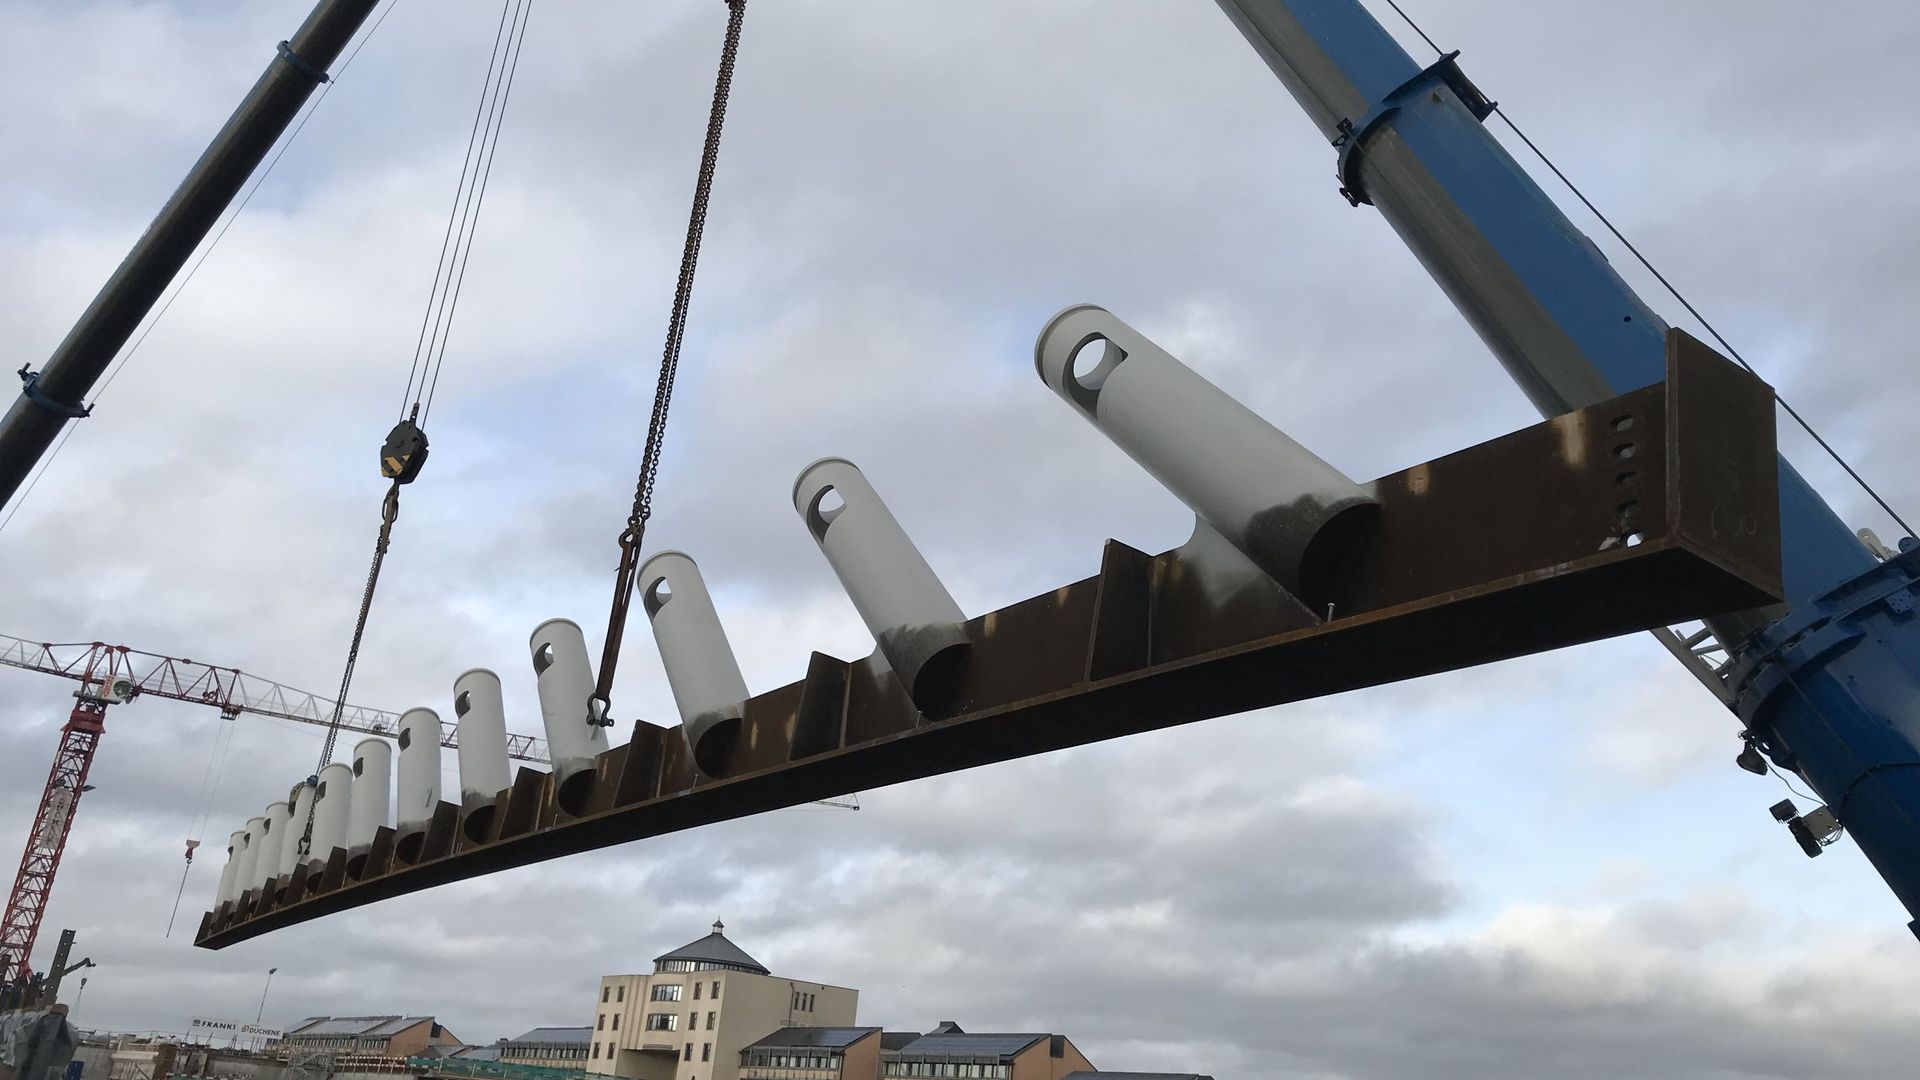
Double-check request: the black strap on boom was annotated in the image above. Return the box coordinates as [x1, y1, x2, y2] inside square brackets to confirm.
[589, 0, 749, 728]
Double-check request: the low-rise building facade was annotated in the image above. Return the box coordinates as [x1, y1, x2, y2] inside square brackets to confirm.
[738, 1027, 882, 1080]
[588, 921, 858, 1080]
[501, 1027, 594, 1068]
[274, 1016, 461, 1059]
[880, 1025, 1092, 1080]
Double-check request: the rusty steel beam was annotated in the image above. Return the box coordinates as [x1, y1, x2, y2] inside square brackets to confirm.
[198, 330, 1780, 949]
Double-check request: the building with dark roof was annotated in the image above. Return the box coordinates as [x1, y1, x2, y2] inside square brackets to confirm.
[1061, 1074, 1214, 1080]
[501, 1026, 593, 1068]
[589, 921, 859, 1080]
[738, 1027, 882, 1080]
[273, 1016, 460, 1059]
[653, 926, 771, 976]
[422, 1043, 505, 1063]
[880, 1024, 1092, 1080]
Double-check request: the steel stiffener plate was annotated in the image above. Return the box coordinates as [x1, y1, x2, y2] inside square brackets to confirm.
[198, 330, 1780, 948]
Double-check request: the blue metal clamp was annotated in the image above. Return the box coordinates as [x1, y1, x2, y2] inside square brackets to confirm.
[16, 367, 92, 419]
[275, 40, 330, 84]
[1332, 50, 1495, 207]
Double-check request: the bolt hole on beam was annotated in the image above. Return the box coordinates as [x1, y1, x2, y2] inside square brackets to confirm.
[1613, 443, 1636, 461]
[1611, 414, 1634, 433]
[1626, 531, 1646, 547]
[1616, 470, 1638, 487]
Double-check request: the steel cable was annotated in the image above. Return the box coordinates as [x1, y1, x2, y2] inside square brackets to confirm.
[1381, 0, 1914, 539]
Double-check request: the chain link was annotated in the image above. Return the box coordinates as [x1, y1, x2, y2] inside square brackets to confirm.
[591, 0, 748, 723]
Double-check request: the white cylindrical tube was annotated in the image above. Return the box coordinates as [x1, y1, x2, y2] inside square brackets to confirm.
[309, 762, 353, 872]
[279, 781, 315, 879]
[233, 816, 265, 900]
[639, 551, 750, 777]
[453, 669, 512, 842]
[1034, 304, 1378, 609]
[530, 618, 609, 812]
[347, 737, 392, 871]
[217, 829, 247, 907]
[395, 708, 443, 850]
[253, 801, 290, 892]
[793, 458, 970, 716]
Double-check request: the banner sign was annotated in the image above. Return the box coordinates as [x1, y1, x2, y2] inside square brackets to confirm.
[189, 1018, 284, 1040]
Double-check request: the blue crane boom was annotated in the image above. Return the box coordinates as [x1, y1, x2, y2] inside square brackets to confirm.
[1213, 0, 1920, 935]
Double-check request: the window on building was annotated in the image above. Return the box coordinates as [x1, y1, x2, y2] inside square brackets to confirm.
[611, 1015, 620, 1032]
[616, 984, 625, 1002]
[703, 1011, 714, 1029]
[693, 981, 702, 1000]
[683, 1044, 693, 1062]
[597, 1016, 605, 1031]
[688, 1012, 696, 1031]
[645, 1014, 678, 1032]
[711, 980, 720, 999]
[651, 984, 682, 1002]
[701, 1044, 711, 1062]
[591, 1044, 600, 1060]
[601, 987, 610, 1003]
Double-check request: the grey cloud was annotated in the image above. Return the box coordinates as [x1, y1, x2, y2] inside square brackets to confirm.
[4, 1, 1920, 1078]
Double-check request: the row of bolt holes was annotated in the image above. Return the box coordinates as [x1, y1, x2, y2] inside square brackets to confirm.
[1612, 414, 1645, 547]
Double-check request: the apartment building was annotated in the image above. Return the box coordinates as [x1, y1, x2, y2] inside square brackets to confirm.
[1061, 1074, 1213, 1080]
[880, 1025, 1092, 1080]
[588, 921, 858, 1080]
[500, 1026, 594, 1067]
[737, 1027, 883, 1080]
[274, 1016, 461, 1059]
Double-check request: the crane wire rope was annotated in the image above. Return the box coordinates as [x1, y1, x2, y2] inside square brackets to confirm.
[183, 711, 239, 847]
[422, 0, 531, 423]
[302, 0, 533, 852]
[401, 0, 531, 425]
[589, 0, 750, 728]
[0, 0, 405, 538]
[1381, 0, 1915, 540]
[167, 711, 239, 937]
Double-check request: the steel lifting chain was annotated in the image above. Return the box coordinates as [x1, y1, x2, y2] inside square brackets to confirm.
[299, 480, 402, 853]
[590, 0, 749, 727]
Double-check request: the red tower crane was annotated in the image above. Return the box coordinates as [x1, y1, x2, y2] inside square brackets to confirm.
[0, 632, 554, 985]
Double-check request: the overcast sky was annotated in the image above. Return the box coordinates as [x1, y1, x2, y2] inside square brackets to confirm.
[4, 2, 1920, 1078]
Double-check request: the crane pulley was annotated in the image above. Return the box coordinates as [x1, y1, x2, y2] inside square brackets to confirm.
[379, 416, 429, 484]
[305, 0, 534, 842]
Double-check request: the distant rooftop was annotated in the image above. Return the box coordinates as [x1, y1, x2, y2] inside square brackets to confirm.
[653, 919, 770, 975]
[744, 1028, 880, 1051]
[1061, 1074, 1213, 1080]
[508, 1027, 592, 1045]
[286, 1016, 433, 1039]
[891, 1033, 1049, 1061]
